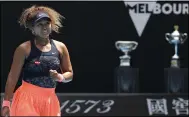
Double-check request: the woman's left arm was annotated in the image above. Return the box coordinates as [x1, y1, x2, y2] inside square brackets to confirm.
[59, 43, 73, 82]
[49, 41, 73, 82]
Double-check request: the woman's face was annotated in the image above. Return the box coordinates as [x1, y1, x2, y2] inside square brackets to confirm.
[32, 20, 52, 38]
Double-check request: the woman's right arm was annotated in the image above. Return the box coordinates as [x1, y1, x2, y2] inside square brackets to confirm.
[4, 44, 26, 101]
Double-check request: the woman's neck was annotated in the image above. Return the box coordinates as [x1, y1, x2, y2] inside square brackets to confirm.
[35, 37, 50, 46]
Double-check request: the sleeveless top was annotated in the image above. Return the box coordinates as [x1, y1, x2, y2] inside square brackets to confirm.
[22, 39, 61, 88]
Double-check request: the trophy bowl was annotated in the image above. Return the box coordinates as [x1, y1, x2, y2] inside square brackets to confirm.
[165, 25, 187, 45]
[115, 41, 138, 55]
[165, 34, 187, 45]
[115, 41, 138, 66]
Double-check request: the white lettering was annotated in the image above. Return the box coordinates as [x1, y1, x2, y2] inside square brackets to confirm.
[60, 99, 114, 114]
[124, 2, 188, 37]
[97, 100, 115, 113]
[153, 3, 161, 14]
[147, 98, 168, 115]
[162, 3, 172, 15]
[130, 3, 189, 15]
[173, 3, 182, 15]
[65, 100, 85, 113]
[182, 3, 189, 15]
[84, 100, 101, 113]
[172, 98, 188, 115]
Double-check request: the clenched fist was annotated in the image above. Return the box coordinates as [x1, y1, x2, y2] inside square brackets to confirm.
[49, 69, 60, 81]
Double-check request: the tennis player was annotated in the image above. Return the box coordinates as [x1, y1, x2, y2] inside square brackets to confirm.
[1, 5, 73, 116]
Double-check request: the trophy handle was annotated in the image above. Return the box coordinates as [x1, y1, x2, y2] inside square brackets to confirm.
[115, 41, 120, 50]
[180, 33, 188, 44]
[165, 33, 172, 43]
[132, 42, 138, 50]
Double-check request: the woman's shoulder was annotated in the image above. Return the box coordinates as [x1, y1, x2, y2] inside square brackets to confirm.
[16, 40, 31, 56]
[17, 40, 31, 49]
[51, 39, 68, 55]
[52, 39, 66, 48]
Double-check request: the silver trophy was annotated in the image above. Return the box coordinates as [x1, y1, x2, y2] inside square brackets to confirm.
[165, 25, 187, 68]
[115, 41, 138, 66]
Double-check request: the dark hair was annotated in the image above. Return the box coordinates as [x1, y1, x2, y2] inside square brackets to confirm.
[18, 5, 64, 33]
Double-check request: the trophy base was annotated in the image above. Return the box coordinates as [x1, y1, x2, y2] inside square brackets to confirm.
[172, 55, 179, 59]
[120, 56, 131, 66]
[114, 66, 139, 93]
[120, 61, 130, 66]
[171, 59, 180, 68]
[164, 68, 188, 93]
